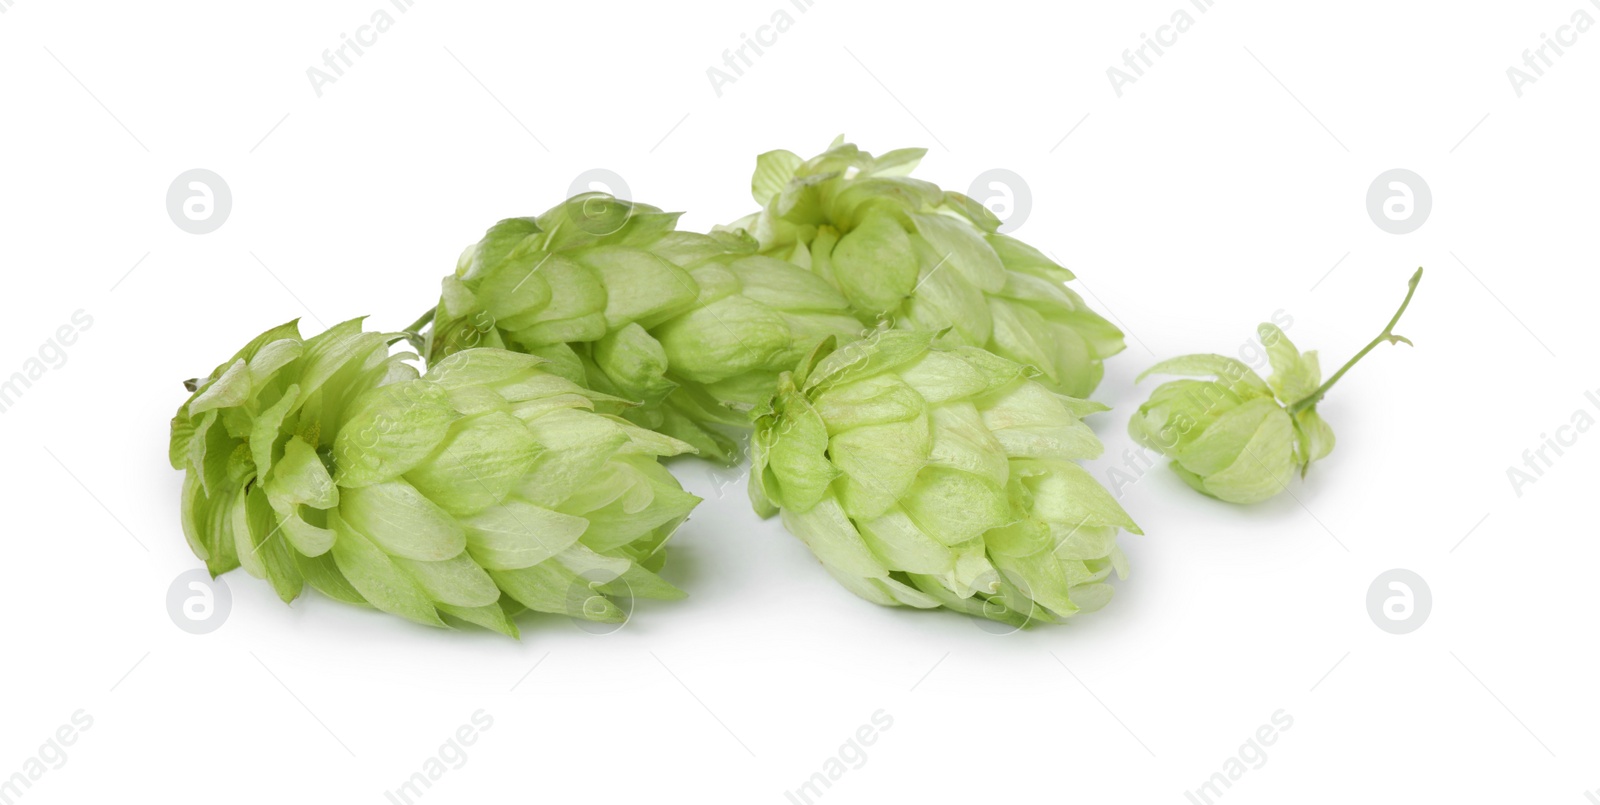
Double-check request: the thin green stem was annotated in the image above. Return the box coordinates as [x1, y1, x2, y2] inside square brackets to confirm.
[402, 307, 436, 335]
[390, 307, 437, 353]
[1287, 267, 1423, 416]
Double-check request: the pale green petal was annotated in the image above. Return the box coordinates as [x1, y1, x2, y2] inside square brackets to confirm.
[406, 412, 542, 516]
[828, 213, 919, 313]
[394, 552, 501, 608]
[279, 511, 337, 557]
[900, 467, 1010, 546]
[1259, 323, 1318, 404]
[762, 387, 836, 512]
[1137, 353, 1273, 398]
[779, 498, 887, 580]
[517, 408, 629, 506]
[1294, 408, 1337, 467]
[908, 212, 1006, 293]
[925, 403, 1008, 487]
[437, 601, 519, 638]
[462, 498, 589, 570]
[339, 480, 466, 562]
[1175, 397, 1284, 476]
[328, 511, 446, 627]
[592, 323, 676, 406]
[265, 436, 338, 513]
[752, 149, 804, 205]
[574, 245, 698, 329]
[653, 295, 789, 383]
[1017, 460, 1141, 533]
[857, 507, 956, 575]
[830, 417, 932, 518]
[728, 255, 856, 313]
[188, 359, 250, 414]
[812, 373, 925, 433]
[333, 380, 459, 488]
[474, 250, 553, 321]
[1180, 399, 1297, 504]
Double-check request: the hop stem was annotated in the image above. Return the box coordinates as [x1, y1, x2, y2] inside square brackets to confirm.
[1287, 267, 1423, 417]
[394, 307, 437, 353]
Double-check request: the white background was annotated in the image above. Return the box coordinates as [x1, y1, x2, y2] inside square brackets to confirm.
[1, 1, 1596, 803]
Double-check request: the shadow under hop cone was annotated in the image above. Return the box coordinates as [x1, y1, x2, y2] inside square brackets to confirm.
[725, 138, 1126, 399]
[421, 193, 866, 464]
[749, 330, 1141, 626]
[169, 319, 700, 636]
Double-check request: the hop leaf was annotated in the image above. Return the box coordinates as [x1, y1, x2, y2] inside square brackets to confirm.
[170, 320, 702, 636]
[725, 139, 1126, 399]
[751, 331, 1140, 625]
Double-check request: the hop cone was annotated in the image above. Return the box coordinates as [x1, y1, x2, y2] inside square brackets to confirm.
[749, 330, 1141, 625]
[1128, 325, 1332, 504]
[1130, 264, 1423, 505]
[169, 319, 700, 636]
[425, 193, 865, 462]
[726, 139, 1126, 399]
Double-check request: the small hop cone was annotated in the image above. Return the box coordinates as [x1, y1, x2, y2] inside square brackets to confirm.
[727, 139, 1126, 399]
[425, 193, 866, 463]
[1128, 324, 1334, 504]
[1129, 268, 1421, 504]
[169, 319, 701, 636]
[749, 330, 1141, 626]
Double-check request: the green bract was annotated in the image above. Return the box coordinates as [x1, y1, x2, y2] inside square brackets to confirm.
[750, 330, 1141, 625]
[725, 138, 1125, 399]
[423, 193, 865, 463]
[1130, 268, 1423, 504]
[169, 319, 700, 636]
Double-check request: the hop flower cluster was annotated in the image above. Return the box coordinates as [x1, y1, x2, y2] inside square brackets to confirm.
[750, 330, 1139, 624]
[725, 139, 1126, 398]
[1129, 268, 1422, 504]
[170, 319, 698, 636]
[425, 194, 864, 463]
[171, 140, 1418, 636]
[1129, 325, 1334, 504]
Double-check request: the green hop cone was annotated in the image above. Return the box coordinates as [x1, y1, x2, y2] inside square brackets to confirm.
[169, 318, 701, 636]
[423, 193, 865, 463]
[725, 138, 1126, 399]
[1130, 268, 1423, 504]
[749, 330, 1141, 626]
